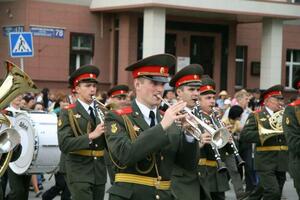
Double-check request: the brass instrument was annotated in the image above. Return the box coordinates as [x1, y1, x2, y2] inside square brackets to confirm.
[212, 108, 245, 167]
[0, 60, 38, 176]
[257, 110, 284, 145]
[91, 96, 107, 123]
[156, 95, 202, 141]
[194, 105, 227, 172]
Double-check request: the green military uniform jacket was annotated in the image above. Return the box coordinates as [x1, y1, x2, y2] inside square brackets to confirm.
[105, 100, 198, 200]
[171, 110, 212, 200]
[197, 112, 232, 193]
[240, 107, 288, 172]
[57, 101, 107, 185]
[283, 100, 300, 190]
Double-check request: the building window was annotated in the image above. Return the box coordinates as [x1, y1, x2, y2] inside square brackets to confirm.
[285, 49, 300, 88]
[235, 46, 247, 88]
[69, 33, 94, 75]
[291, 0, 300, 3]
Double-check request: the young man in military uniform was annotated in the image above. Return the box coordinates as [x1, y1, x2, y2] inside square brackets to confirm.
[197, 76, 233, 200]
[58, 65, 107, 200]
[105, 84, 130, 184]
[106, 84, 130, 109]
[105, 54, 198, 200]
[283, 69, 300, 198]
[240, 85, 287, 200]
[169, 64, 211, 200]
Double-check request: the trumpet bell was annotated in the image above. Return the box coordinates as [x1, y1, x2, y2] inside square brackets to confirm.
[0, 128, 20, 153]
[212, 128, 230, 149]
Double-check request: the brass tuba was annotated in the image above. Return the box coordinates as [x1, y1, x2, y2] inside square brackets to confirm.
[0, 60, 38, 176]
[258, 110, 284, 145]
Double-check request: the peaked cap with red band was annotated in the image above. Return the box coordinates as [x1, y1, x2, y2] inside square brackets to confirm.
[292, 68, 300, 90]
[199, 75, 216, 95]
[125, 54, 176, 83]
[69, 64, 99, 87]
[261, 84, 284, 102]
[108, 84, 129, 98]
[170, 64, 203, 88]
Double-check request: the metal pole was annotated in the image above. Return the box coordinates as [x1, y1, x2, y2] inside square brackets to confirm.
[20, 58, 24, 71]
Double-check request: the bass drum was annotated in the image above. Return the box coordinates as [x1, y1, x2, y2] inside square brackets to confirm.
[9, 112, 60, 174]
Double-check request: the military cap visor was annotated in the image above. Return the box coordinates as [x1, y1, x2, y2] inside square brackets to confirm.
[261, 84, 284, 101]
[69, 65, 100, 87]
[126, 54, 176, 83]
[199, 76, 216, 95]
[170, 64, 204, 88]
[108, 85, 129, 97]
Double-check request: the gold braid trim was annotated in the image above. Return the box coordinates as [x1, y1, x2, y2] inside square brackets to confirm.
[121, 115, 155, 174]
[122, 115, 138, 141]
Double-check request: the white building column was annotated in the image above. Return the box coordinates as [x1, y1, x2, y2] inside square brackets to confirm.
[143, 8, 166, 58]
[260, 18, 283, 89]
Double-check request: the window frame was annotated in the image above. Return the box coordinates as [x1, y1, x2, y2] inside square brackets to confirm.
[235, 46, 247, 89]
[285, 49, 300, 89]
[69, 32, 95, 75]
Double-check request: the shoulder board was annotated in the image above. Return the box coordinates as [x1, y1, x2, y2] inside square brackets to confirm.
[63, 103, 76, 110]
[113, 106, 133, 115]
[288, 99, 300, 106]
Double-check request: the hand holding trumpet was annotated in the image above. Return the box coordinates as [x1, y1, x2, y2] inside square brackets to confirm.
[160, 101, 187, 130]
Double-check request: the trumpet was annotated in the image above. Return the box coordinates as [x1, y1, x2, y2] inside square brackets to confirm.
[194, 105, 227, 172]
[212, 108, 245, 167]
[157, 95, 232, 149]
[156, 95, 202, 141]
[91, 96, 107, 123]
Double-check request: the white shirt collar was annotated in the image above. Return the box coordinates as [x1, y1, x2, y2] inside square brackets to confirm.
[77, 98, 94, 113]
[265, 106, 274, 116]
[135, 99, 157, 126]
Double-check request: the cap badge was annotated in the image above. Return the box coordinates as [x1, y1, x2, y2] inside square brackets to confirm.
[160, 67, 165, 74]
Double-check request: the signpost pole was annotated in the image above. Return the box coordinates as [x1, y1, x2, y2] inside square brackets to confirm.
[20, 58, 24, 71]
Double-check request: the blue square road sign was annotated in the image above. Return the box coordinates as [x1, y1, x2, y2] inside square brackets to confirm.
[9, 32, 34, 57]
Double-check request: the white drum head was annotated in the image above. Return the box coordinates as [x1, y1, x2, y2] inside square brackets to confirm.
[9, 113, 34, 174]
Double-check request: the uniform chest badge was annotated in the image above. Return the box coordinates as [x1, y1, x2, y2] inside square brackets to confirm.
[260, 118, 267, 122]
[286, 117, 290, 125]
[58, 119, 62, 127]
[74, 114, 81, 118]
[133, 125, 140, 132]
[111, 123, 118, 134]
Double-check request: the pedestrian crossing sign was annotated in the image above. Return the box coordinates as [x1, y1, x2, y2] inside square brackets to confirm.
[9, 32, 34, 57]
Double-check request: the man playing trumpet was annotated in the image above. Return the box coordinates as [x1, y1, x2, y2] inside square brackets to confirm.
[169, 64, 211, 200]
[105, 54, 198, 200]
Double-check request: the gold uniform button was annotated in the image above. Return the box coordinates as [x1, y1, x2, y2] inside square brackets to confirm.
[155, 195, 160, 200]
[161, 155, 164, 160]
[95, 144, 98, 147]
[94, 157, 97, 160]
[198, 172, 201, 176]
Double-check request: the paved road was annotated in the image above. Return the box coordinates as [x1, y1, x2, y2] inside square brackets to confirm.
[26, 173, 297, 200]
